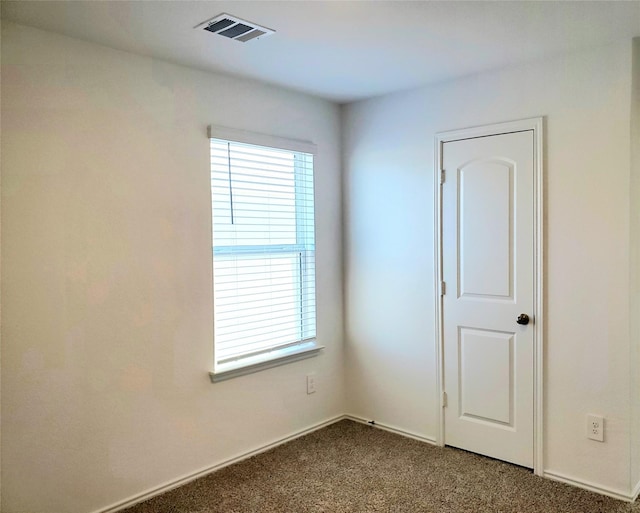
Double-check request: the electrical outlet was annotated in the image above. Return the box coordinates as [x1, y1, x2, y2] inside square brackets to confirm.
[587, 414, 604, 442]
[306, 373, 316, 395]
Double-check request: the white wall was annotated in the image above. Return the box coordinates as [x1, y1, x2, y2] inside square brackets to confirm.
[343, 42, 634, 495]
[631, 37, 640, 492]
[1, 22, 344, 513]
[2, 18, 638, 513]
[0, 18, 3, 508]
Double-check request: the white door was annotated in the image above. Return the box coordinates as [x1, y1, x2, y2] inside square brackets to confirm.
[442, 130, 534, 468]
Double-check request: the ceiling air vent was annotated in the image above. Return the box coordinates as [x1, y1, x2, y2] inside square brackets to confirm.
[195, 13, 275, 43]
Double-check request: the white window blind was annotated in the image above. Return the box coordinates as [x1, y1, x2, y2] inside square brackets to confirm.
[210, 133, 317, 377]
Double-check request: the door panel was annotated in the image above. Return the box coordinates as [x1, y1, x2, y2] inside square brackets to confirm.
[459, 327, 514, 426]
[459, 160, 513, 299]
[443, 130, 534, 468]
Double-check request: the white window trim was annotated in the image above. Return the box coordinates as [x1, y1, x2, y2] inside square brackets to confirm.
[209, 342, 324, 383]
[207, 125, 317, 155]
[207, 125, 321, 382]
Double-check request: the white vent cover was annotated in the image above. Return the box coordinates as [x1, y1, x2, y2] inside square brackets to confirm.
[195, 13, 275, 43]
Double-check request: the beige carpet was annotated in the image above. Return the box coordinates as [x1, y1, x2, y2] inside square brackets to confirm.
[123, 420, 638, 513]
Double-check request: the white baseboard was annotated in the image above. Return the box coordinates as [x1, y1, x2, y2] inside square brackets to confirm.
[346, 418, 637, 503]
[632, 477, 640, 502]
[544, 470, 635, 503]
[345, 414, 639, 504]
[344, 414, 437, 445]
[93, 415, 346, 513]
[92, 416, 637, 512]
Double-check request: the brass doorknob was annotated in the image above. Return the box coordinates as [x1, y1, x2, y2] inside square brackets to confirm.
[517, 314, 530, 325]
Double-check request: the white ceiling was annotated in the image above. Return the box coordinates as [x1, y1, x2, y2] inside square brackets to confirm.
[2, 1, 639, 103]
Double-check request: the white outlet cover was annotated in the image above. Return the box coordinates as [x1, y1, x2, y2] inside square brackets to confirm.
[306, 373, 316, 394]
[587, 414, 604, 442]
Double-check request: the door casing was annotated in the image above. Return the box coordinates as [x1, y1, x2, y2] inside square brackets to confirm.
[434, 117, 544, 475]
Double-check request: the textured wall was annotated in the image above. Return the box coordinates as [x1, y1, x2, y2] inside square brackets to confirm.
[343, 41, 634, 495]
[1, 22, 344, 513]
[630, 37, 640, 492]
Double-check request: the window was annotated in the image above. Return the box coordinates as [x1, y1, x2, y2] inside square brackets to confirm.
[208, 127, 321, 381]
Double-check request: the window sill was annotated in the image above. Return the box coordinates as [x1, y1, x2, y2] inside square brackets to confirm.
[209, 342, 324, 383]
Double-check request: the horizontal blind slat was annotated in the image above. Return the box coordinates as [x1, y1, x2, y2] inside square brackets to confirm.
[216, 303, 316, 327]
[217, 338, 316, 364]
[216, 314, 317, 336]
[217, 325, 314, 348]
[216, 295, 316, 311]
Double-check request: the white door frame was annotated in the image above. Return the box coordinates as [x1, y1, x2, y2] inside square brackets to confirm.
[434, 117, 544, 475]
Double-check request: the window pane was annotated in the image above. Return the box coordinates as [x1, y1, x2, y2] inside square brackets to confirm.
[214, 253, 302, 362]
[211, 142, 298, 246]
[210, 137, 316, 370]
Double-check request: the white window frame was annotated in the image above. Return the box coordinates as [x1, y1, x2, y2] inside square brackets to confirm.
[207, 126, 323, 382]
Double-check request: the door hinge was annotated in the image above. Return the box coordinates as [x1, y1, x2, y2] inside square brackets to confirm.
[440, 169, 446, 184]
[442, 391, 448, 408]
[440, 281, 446, 296]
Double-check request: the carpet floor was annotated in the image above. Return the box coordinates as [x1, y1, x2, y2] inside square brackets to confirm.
[123, 420, 639, 513]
